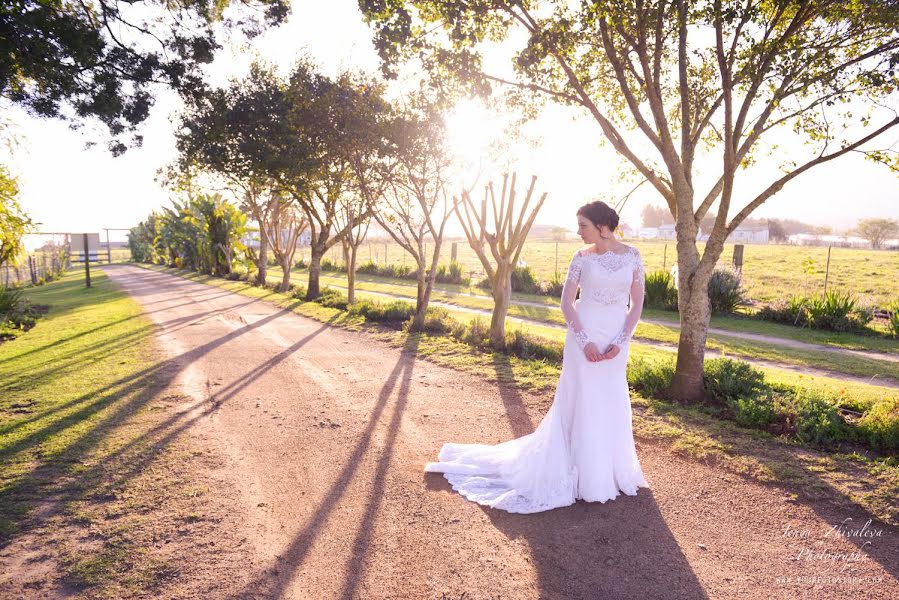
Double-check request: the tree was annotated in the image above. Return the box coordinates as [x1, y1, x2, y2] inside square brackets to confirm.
[265, 193, 308, 292]
[371, 107, 459, 328]
[767, 219, 788, 243]
[0, 167, 32, 268]
[175, 64, 308, 288]
[156, 193, 247, 275]
[360, 0, 899, 403]
[641, 204, 674, 227]
[1, 0, 289, 154]
[129, 213, 160, 263]
[455, 172, 547, 345]
[855, 218, 899, 250]
[337, 197, 372, 305]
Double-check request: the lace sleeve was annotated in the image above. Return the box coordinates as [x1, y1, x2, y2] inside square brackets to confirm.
[608, 248, 645, 348]
[561, 251, 590, 350]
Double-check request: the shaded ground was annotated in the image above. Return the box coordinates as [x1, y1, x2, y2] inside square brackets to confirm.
[5, 265, 897, 599]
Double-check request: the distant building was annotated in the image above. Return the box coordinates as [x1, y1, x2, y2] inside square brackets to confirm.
[617, 223, 636, 238]
[634, 223, 770, 243]
[657, 224, 677, 240]
[788, 233, 875, 248]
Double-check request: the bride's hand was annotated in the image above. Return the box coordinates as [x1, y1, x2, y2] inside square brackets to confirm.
[583, 342, 603, 362]
[601, 344, 621, 360]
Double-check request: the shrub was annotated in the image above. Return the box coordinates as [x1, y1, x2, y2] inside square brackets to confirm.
[294, 257, 307, 269]
[541, 272, 565, 297]
[704, 358, 765, 404]
[643, 270, 678, 310]
[404, 306, 456, 335]
[319, 258, 345, 272]
[435, 261, 470, 285]
[887, 299, 899, 338]
[503, 328, 563, 362]
[756, 290, 873, 333]
[356, 260, 380, 275]
[449, 315, 491, 348]
[627, 355, 676, 397]
[793, 391, 847, 448]
[707, 268, 748, 315]
[0, 286, 25, 322]
[856, 398, 899, 453]
[728, 392, 777, 429]
[511, 265, 540, 294]
[315, 286, 349, 310]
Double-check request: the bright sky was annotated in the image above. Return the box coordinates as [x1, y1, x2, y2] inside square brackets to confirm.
[3, 0, 897, 241]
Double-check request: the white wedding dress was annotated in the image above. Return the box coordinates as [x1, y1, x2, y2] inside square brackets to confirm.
[424, 246, 650, 513]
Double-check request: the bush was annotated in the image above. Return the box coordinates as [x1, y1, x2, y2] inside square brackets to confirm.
[887, 299, 899, 338]
[404, 306, 456, 335]
[503, 328, 563, 362]
[627, 355, 676, 397]
[728, 392, 777, 428]
[350, 299, 415, 323]
[319, 258, 346, 273]
[856, 398, 899, 453]
[704, 358, 765, 404]
[356, 260, 416, 280]
[511, 265, 540, 294]
[0, 286, 24, 316]
[315, 286, 349, 310]
[541, 272, 565, 297]
[707, 268, 748, 315]
[643, 270, 678, 310]
[793, 391, 847, 448]
[756, 290, 873, 333]
[435, 261, 470, 285]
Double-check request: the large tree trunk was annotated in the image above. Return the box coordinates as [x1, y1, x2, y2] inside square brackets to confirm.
[489, 264, 512, 346]
[255, 236, 268, 286]
[306, 246, 325, 300]
[412, 268, 433, 330]
[666, 209, 723, 403]
[668, 273, 712, 403]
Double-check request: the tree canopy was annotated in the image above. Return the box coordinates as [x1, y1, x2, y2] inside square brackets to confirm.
[358, 0, 899, 402]
[1, 0, 289, 154]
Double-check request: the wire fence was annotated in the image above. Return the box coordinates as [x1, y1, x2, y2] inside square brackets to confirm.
[1, 251, 71, 288]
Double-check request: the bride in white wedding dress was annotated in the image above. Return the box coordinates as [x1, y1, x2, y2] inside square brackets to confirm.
[424, 200, 650, 514]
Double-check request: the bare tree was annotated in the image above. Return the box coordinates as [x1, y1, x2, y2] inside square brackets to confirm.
[455, 172, 547, 345]
[336, 196, 372, 304]
[266, 194, 308, 292]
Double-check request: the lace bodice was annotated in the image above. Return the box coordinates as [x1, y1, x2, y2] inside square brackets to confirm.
[561, 246, 645, 351]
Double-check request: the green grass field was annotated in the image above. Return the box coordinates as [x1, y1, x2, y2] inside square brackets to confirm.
[0, 269, 212, 594]
[304, 238, 899, 308]
[264, 265, 899, 382]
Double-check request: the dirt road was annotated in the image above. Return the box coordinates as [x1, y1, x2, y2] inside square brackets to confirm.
[100, 265, 898, 599]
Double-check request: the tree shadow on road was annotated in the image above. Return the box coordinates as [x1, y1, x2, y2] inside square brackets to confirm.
[226, 333, 422, 599]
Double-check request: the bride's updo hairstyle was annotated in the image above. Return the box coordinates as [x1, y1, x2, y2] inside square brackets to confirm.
[577, 200, 619, 238]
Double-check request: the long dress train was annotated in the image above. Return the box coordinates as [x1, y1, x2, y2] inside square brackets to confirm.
[424, 245, 650, 514]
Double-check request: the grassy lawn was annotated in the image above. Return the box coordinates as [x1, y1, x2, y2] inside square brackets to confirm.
[278, 263, 899, 353]
[304, 238, 899, 307]
[139, 263, 899, 525]
[267, 266, 899, 382]
[0, 269, 217, 596]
